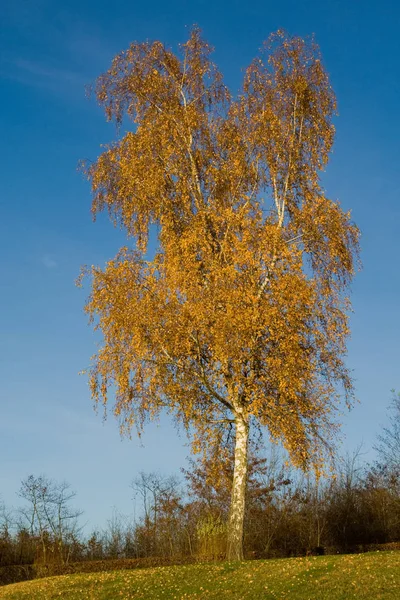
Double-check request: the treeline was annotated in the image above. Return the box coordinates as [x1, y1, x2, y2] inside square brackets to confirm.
[1, 450, 399, 569]
[1, 394, 400, 570]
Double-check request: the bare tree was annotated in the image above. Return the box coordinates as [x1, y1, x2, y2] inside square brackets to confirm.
[0, 499, 15, 566]
[375, 390, 400, 474]
[18, 475, 49, 563]
[18, 475, 83, 564]
[0, 499, 14, 540]
[105, 509, 123, 559]
[43, 480, 84, 564]
[131, 472, 182, 557]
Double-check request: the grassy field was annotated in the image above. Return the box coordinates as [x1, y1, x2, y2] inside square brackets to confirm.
[1, 551, 399, 599]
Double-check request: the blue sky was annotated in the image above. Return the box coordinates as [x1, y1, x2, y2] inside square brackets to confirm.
[1, 0, 399, 531]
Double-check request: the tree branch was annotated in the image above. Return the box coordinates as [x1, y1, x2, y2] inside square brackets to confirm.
[190, 332, 233, 411]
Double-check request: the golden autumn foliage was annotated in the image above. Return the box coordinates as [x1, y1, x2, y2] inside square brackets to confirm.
[80, 28, 360, 559]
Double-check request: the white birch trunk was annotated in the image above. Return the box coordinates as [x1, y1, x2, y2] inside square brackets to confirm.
[226, 413, 249, 560]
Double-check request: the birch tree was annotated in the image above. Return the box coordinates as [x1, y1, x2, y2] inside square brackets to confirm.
[80, 28, 360, 560]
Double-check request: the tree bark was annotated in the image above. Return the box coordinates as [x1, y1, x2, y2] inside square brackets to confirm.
[226, 412, 249, 561]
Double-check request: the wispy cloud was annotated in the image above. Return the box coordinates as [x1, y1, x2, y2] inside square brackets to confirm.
[41, 254, 57, 269]
[1, 57, 88, 95]
[66, 31, 116, 72]
[15, 58, 86, 84]
[1, 6, 115, 101]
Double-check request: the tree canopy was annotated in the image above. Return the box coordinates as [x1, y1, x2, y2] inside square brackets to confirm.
[80, 28, 360, 559]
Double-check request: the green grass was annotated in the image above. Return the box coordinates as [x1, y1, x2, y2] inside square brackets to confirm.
[1, 551, 399, 599]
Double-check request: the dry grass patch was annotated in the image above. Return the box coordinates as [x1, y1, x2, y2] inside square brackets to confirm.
[1, 551, 399, 599]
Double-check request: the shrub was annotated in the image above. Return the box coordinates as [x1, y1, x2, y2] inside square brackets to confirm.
[0, 556, 197, 587]
[0, 564, 36, 587]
